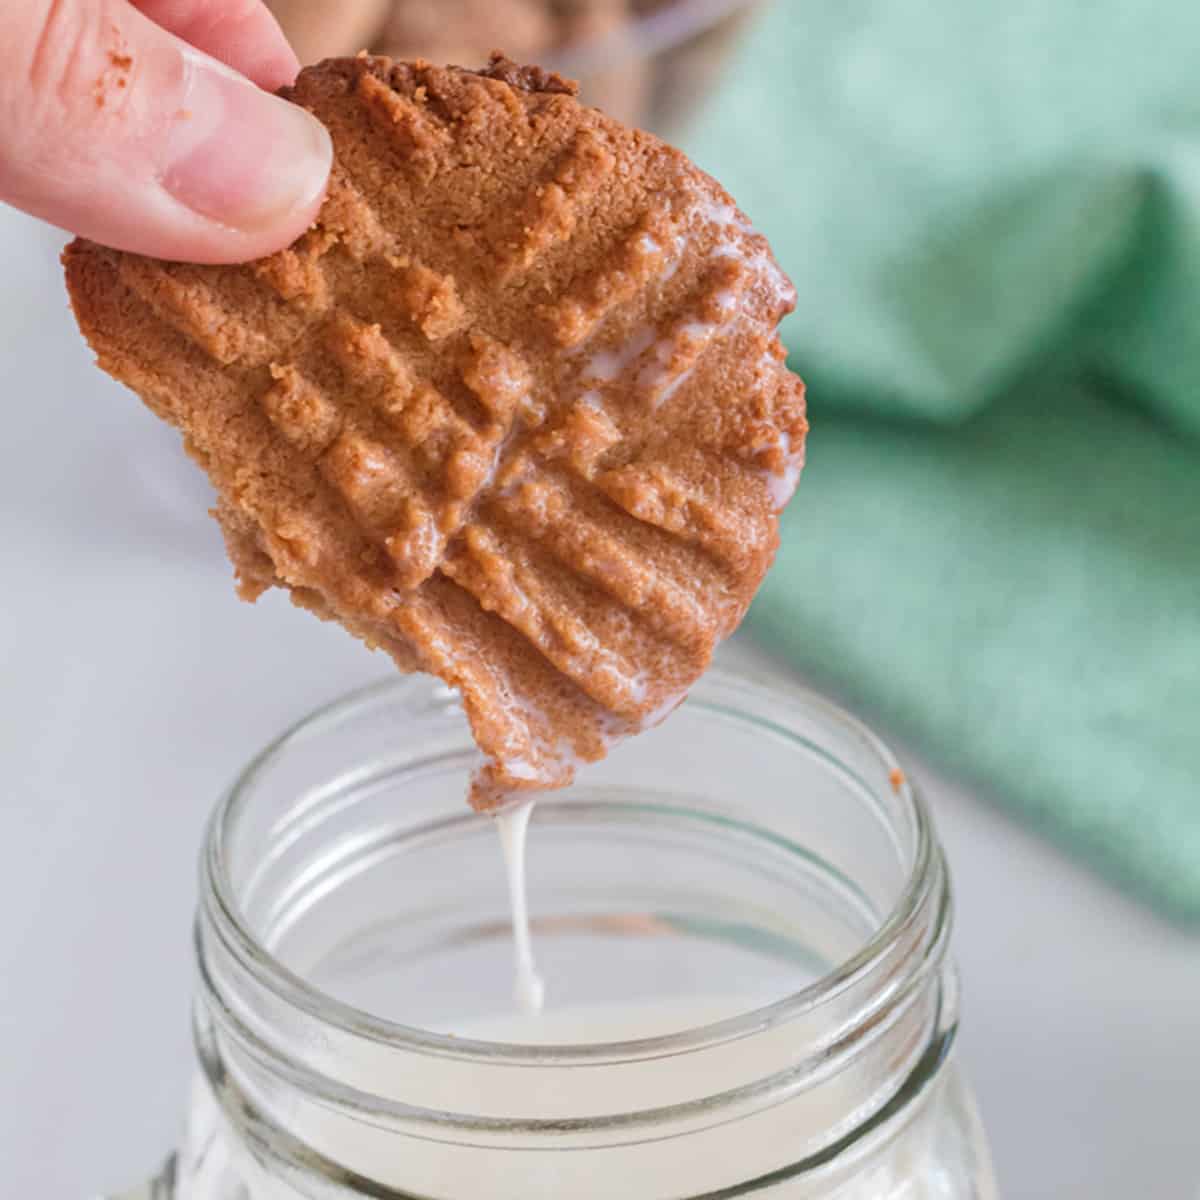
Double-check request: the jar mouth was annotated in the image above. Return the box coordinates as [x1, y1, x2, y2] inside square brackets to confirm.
[202, 668, 940, 1067]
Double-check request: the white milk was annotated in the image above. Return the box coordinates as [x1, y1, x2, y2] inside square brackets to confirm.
[494, 801, 545, 1015]
[178, 987, 987, 1200]
[449, 993, 753, 1042]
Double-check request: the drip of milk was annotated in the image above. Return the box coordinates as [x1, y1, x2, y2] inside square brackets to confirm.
[494, 801, 546, 1015]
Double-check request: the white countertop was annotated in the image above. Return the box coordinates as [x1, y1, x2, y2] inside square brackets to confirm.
[1, 207, 1197, 1199]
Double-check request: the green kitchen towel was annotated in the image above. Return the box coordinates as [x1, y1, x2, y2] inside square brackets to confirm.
[683, 1, 1200, 922]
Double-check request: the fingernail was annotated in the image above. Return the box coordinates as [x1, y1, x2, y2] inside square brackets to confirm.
[163, 51, 331, 235]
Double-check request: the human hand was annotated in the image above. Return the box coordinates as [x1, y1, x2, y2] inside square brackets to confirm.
[0, 0, 332, 263]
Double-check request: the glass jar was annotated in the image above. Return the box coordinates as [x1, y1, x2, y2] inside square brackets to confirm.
[110, 670, 997, 1199]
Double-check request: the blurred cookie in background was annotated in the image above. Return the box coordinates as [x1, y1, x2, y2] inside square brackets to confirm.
[378, 0, 556, 65]
[549, 1, 648, 128]
[266, 0, 392, 62]
[629, 0, 761, 136]
[262, 0, 762, 139]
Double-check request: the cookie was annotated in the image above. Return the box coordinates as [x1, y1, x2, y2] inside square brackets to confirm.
[64, 55, 806, 809]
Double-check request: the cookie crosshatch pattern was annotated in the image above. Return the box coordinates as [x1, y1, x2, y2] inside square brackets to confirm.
[64, 56, 806, 807]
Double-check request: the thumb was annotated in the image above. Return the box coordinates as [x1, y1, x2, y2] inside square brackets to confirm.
[0, 0, 332, 263]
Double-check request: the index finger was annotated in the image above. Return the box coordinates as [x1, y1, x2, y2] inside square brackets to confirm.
[131, 0, 300, 91]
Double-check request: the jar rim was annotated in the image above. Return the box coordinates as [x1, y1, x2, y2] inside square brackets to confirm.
[202, 668, 939, 1067]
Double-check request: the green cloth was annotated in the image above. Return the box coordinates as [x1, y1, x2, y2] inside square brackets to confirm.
[684, 1, 1200, 923]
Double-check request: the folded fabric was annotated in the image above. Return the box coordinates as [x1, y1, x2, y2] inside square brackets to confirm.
[684, 0, 1200, 922]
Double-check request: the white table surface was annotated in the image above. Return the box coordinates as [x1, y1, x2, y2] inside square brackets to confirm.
[1, 207, 1197, 1200]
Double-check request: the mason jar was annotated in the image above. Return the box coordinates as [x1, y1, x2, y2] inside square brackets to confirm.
[107, 670, 997, 1199]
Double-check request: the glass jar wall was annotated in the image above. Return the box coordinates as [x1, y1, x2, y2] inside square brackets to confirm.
[116, 671, 997, 1199]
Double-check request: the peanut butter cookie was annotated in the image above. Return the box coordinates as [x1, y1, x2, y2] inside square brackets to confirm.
[64, 55, 806, 808]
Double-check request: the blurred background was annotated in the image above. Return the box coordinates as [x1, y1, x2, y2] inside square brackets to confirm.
[2, 1, 1198, 1197]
